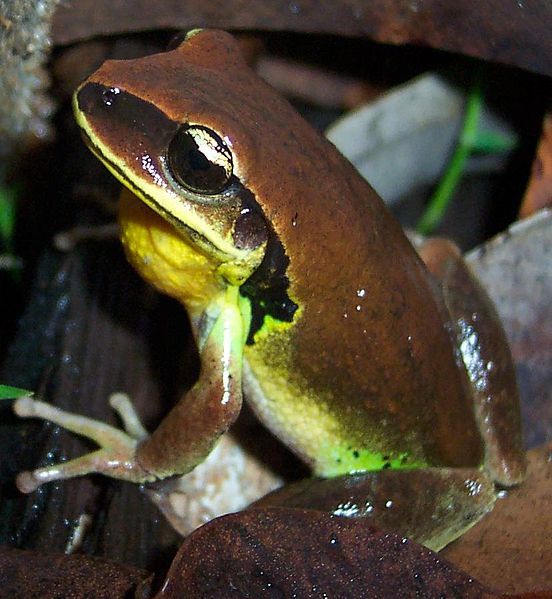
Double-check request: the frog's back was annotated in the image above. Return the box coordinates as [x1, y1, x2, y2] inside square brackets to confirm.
[238, 85, 483, 477]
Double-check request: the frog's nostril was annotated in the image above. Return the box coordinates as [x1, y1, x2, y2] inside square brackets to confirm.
[101, 86, 121, 107]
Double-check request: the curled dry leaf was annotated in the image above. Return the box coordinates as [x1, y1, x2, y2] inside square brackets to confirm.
[50, 1, 552, 77]
[0, 546, 151, 598]
[519, 113, 552, 219]
[156, 508, 499, 598]
[442, 443, 552, 595]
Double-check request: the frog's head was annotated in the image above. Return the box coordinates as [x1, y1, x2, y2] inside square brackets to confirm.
[73, 29, 279, 286]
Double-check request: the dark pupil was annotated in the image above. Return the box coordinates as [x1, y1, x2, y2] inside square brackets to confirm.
[188, 147, 211, 172]
[168, 127, 230, 194]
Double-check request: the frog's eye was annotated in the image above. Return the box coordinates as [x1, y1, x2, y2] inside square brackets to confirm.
[167, 125, 233, 195]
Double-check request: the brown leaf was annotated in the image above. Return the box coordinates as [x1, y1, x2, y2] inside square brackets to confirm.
[156, 507, 498, 598]
[519, 114, 552, 219]
[442, 443, 552, 594]
[0, 546, 152, 598]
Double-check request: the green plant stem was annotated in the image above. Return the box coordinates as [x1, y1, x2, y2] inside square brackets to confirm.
[0, 385, 32, 400]
[416, 82, 483, 235]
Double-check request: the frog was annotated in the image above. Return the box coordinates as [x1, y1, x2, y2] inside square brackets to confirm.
[13, 29, 526, 550]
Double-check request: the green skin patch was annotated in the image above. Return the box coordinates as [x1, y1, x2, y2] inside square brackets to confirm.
[237, 294, 253, 346]
[251, 313, 295, 342]
[318, 446, 423, 478]
[245, 310, 426, 479]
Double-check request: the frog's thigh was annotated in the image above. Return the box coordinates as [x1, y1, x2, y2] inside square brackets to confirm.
[253, 467, 496, 552]
[416, 238, 526, 486]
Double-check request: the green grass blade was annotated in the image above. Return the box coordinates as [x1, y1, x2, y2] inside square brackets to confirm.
[0, 385, 33, 400]
[416, 80, 483, 235]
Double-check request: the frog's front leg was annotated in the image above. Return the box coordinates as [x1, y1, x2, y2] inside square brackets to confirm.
[13, 289, 244, 493]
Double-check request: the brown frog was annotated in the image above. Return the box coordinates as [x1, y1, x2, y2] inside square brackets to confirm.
[14, 29, 525, 550]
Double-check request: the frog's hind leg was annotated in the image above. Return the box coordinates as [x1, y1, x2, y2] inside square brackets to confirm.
[13, 393, 152, 493]
[252, 467, 497, 552]
[415, 237, 526, 486]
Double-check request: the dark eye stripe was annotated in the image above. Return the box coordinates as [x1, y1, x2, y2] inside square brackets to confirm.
[76, 82, 177, 181]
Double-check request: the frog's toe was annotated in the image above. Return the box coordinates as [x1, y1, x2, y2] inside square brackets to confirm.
[13, 395, 155, 492]
[15, 446, 156, 493]
[15, 471, 42, 494]
[108, 392, 148, 440]
[16, 450, 120, 493]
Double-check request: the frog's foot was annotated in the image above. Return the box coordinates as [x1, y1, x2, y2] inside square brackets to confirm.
[13, 393, 155, 493]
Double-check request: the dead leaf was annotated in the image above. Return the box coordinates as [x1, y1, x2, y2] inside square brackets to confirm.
[442, 443, 552, 594]
[156, 507, 499, 598]
[519, 114, 552, 218]
[50, 1, 552, 77]
[0, 546, 151, 598]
